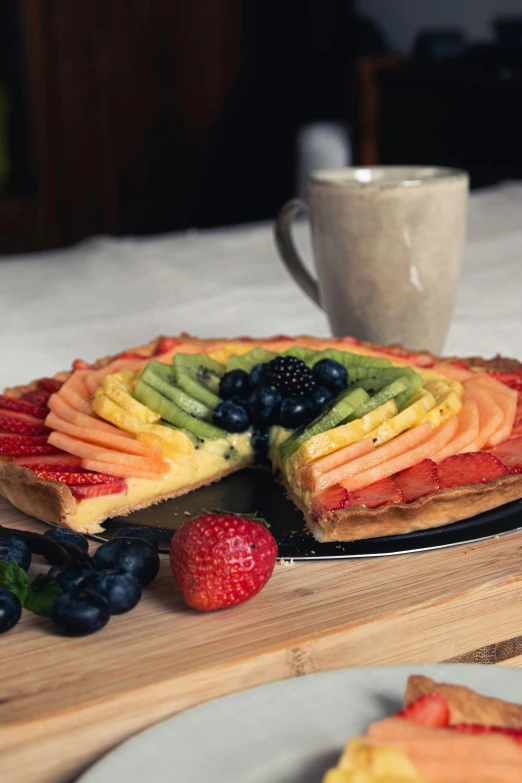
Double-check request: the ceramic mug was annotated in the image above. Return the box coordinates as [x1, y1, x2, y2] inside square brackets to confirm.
[274, 166, 469, 353]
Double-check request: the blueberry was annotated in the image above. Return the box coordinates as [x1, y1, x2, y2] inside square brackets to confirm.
[252, 426, 270, 462]
[83, 569, 142, 615]
[0, 535, 31, 571]
[0, 589, 22, 633]
[44, 527, 89, 554]
[114, 526, 158, 550]
[51, 588, 110, 636]
[249, 363, 268, 388]
[279, 397, 315, 429]
[213, 400, 250, 433]
[219, 369, 250, 400]
[229, 395, 250, 411]
[93, 538, 160, 586]
[248, 385, 282, 423]
[48, 565, 96, 592]
[310, 385, 334, 413]
[312, 359, 348, 393]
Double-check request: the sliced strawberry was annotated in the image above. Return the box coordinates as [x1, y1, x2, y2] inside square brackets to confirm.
[447, 360, 471, 371]
[393, 459, 441, 504]
[21, 388, 53, 407]
[0, 410, 51, 436]
[486, 437, 522, 474]
[0, 438, 60, 455]
[156, 337, 180, 354]
[12, 453, 82, 469]
[39, 378, 64, 393]
[70, 481, 127, 499]
[312, 485, 350, 516]
[0, 394, 48, 419]
[34, 471, 123, 485]
[487, 370, 522, 391]
[438, 452, 510, 489]
[346, 477, 404, 508]
[339, 336, 360, 346]
[509, 421, 522, 440]
[72, 359, 93, 371]
[396, 694, 450, 727]
[450, 723, 522, 746]
[116, 352, 146, 360]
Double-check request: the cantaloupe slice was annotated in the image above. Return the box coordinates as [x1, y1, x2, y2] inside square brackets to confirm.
[431, 399, 480, 462]
[47, 394, 133, 437]
[338, 417, 458, 494]
[433, 362, 474, 382]
[315, 420, 434, 494]
[58, 370, 93, 415]
[47, 432, 168, 475]
[471, 373, 518, 446]
[461, 380, 504, 452]
[298, 437, 375, 490]
[80, 458, 167, 481]
[83, 359, 146, 395]
[46, 412, 158, 458]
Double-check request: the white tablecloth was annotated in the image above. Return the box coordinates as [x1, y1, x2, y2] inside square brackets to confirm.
[1, 183, 521, 389]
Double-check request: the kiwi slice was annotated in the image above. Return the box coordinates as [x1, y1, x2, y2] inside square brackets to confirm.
[141, 361, 213, 421]
[344, 376, 411, 422]
[133, 380, 227, 440]
[280, 346, 318, 365]
[345, 365, 422, 397]
[309, 348, 392, 369]
[226, 347, 276, 372]
[279, 387, 369, 463]
[173, 354, 224, 409]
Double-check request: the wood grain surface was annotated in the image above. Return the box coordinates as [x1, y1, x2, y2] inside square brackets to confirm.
[1, 499, 522, 783]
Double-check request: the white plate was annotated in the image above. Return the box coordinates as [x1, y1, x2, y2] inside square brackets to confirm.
[78, 664, 522, 783]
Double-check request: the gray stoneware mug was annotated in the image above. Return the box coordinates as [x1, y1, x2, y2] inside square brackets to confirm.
[275, 166, 469, 353]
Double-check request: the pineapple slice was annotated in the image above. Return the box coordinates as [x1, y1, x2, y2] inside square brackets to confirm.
[292, 399, 398, 466]
[136, 431, 195, 462]
[369, 391, 436, 447]
[426, 389, 462, 429]
[100, 373, 160, 423]
[92, 393, 194, 455]
[420, 371, 464, 399]
[208, 343, 254, 365]
[322, 739, 423, 782]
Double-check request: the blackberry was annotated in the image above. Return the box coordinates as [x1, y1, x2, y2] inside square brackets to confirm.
[265, 356, 316, 398]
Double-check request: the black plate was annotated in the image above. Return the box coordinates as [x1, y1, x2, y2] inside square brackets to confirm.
[91, 469, 522, 559]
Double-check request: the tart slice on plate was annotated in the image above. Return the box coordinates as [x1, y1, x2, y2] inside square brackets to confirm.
[0, 333, 521, 541]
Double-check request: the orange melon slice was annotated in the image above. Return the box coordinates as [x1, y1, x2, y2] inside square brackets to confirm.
[47, 432, 168, 475]
[80, 458, 167, 481]
[297, 437, 375, 490]
[83, 359, 146, 395]
[471, 374, 518, 446]
[433, 362, 474, 382]
[45, 412, 158, 458]
[47, 394, 133, 437]
[461, 380, 504, 452]
[431, 399, 480, 463]
[314, 421, 434, 494]
[339, 416, 458, 494]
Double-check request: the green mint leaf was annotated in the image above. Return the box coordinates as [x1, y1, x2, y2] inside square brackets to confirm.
[0, 560, 29, 605]
[25, 575, 63, 617]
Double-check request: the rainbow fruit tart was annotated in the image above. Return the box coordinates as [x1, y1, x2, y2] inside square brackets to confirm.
[1, 334, 522, 539]
[323, 674, 522, 782]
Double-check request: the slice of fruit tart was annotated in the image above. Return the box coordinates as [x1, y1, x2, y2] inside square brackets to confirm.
[1, 333, 522, 540]
[323, 674, 522, 782]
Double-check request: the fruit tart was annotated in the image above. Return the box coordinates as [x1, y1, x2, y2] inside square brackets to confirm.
[1, 333, 522, 541]
[323, 674, 522, 782]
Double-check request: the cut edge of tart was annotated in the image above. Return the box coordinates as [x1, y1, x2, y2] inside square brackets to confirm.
[1, 333, 522, 540]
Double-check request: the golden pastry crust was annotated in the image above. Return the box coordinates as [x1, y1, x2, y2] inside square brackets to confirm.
[1, 333, 521, 540]
[404, 674, 522, 728]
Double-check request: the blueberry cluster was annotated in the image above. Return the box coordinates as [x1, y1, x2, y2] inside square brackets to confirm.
[0, 525, 160, 636]
[213, 356, 349, 436]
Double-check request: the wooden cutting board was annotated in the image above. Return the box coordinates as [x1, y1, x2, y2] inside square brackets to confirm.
[2, 499, 522, 783]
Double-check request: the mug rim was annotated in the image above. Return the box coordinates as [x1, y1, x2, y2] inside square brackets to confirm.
[309, 165, 468, 188]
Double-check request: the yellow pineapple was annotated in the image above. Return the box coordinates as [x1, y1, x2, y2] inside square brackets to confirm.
[420, 370, 464, 399]
[100, 373, 160, 423]
[322, 738, 424, 782]
[426, 390, 462, 429]
[208, 343, 254, 365]
[369, 391, 436, 447]
[136, 431, 195, 461]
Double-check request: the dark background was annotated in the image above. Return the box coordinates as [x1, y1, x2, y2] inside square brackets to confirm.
[1, 0, 522, 254]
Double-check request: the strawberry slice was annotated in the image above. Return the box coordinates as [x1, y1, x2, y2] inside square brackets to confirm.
[0, 438, 60, 455]
[486, 437, 522, 474]
[450, 723, 522, 746]
[34, 471, 124, 485]
[0, 410, 51, 436]
[393, 459, 441, 504]
[487, 370, 522, 391]
[21, 388, 53, 407]
[346, 477, 404, 508]
[156, 337, 180, 354]
[311, 485, 350, 516]
[72, 359, 93, 371]
[70, 481, 127, 499]
[339, 336, 360, 345]
[396, 694, 450, 727]
[116, 352, 147, 360]
[438, 452, 510, 489]
[39, 378, 63, 393]
[12, 453, 82, 469]
[0, 394, 48, 419]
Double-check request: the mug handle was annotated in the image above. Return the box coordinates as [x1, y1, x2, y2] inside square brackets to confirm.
[274, 198, 321, 306]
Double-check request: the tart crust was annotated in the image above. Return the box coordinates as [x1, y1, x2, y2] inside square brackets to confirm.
[1, 334, 522, 540]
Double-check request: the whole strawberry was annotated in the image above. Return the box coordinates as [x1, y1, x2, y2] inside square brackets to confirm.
[170, 513, 277, 611]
